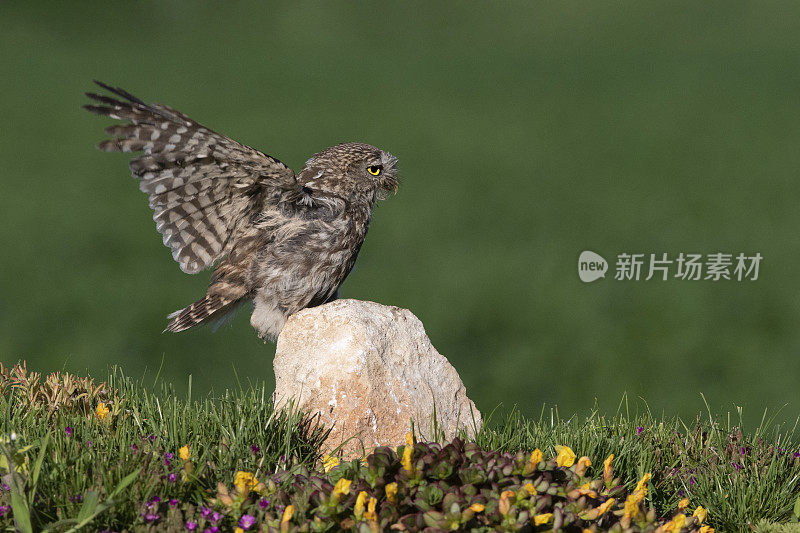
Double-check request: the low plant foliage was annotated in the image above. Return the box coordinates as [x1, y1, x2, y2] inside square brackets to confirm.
[1, 363, 799, 532]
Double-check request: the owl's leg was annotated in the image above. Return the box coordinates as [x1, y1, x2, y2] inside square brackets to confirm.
[250, 293, 288, 343]
[324, 289, 340, 303]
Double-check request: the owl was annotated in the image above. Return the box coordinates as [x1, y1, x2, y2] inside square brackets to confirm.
[84, 81, 398, 341]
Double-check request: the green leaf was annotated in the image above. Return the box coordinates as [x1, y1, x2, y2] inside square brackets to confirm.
[10, 487, 33, 533]
[793, 496, 800, 521]
[75, 491, 99, 522]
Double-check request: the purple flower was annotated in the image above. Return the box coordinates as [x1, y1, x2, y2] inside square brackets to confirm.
[0, 505, 10, 517]
[65, 426, 73, 437]
[211, 511, 222, 523]
[733, 462, 742, 471]
[280, 454, 286, 463]
[689, 476, 696, 485]
[168, 473, 178, 483]
[259, 498, 270, 509]
[87, 440, 92, 448]
[185, 521, 197, 531]
[144, 513, 160, 522]
[794, 452, 800, 458]
[636, 426, 643, 435]
[250, 445, 260, 455]
[740, 447, 746, 456]
[0, 483, 9, 492]
[169, 499, 179, 507]
[69, 495, 84, 503]
[130, 443, 139, 453]
[204, 527, 219, 533]
[200, 507, 212, 518]
[239, 514, 256, 529]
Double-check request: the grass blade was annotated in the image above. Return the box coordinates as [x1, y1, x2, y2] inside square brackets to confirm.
[29, 432, 50, 504]
[108, 468, 140, 498]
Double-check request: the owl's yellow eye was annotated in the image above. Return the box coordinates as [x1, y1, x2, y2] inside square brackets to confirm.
[367, 165, 382, 176]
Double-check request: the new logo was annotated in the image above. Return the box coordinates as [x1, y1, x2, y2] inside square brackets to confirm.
[578, 251, 608, 283]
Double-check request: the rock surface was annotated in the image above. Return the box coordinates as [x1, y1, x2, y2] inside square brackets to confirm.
[274, 299, 481, 458]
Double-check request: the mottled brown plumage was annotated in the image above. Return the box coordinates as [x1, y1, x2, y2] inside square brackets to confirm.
[84, 81, 398, 340]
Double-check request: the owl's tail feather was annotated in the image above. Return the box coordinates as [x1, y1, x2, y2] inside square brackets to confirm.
[163, 294, 245, 333]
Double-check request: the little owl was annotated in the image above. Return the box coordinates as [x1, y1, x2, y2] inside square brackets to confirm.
[84, 81, 398, 341]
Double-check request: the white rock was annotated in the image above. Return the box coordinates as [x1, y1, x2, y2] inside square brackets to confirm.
[274, 299, 482, 458]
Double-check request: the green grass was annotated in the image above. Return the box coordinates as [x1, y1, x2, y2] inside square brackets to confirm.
[476, 404, 800, 531]
[2, 364, 800, 531]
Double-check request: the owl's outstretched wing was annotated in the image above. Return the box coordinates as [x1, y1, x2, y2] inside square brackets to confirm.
[84, 81, 298, 274]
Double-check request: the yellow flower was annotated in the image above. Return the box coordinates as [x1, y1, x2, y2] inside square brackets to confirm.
[555, 445, 576, 467]
[634, 472, 652, 493]
[699, 526, 715, 533]
[385, 482, 398, 504]
[575, 481, 598, 498]
[96, 402, 110, 421]
[693, 506, 708, 524]
[364, 496, 377, 520]
[576, 456, 592, 476]
[333, 478, 352, 497]
[623, 499, 638, 519]
[469, 503, 485, 513]
[534, 513, 554, 525]
[597, 497, 615, 516]
[576, 487, 598, 498]
[603, 454, 614, 480]
[402, 444, 413, 472]
[405, 431, 414, 446]
[355, 490, 368, 517]
[323, 454, 339, 472]
[623, 491, 644, 518]
[662, 514, 686, 532]
[499, 490, 514, 515]
[282, 505, 294, 523]
[235, 529, 244, 533]
[179, 445, 190, 461]
[524, 482, 537, 495]
[677, 497, 689, 510]
[530, 448, 543, 468]
[234, 471, 258, 493]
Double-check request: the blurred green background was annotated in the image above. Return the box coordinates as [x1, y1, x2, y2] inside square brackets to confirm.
[2, 2, 799, 427]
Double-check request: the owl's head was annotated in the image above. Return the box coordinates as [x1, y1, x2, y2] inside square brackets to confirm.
[297, 142, 399, 201]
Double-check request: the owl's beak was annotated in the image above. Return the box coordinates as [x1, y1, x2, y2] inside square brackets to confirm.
[375, 176, 398, 200]
[383, 177, 399, 194]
